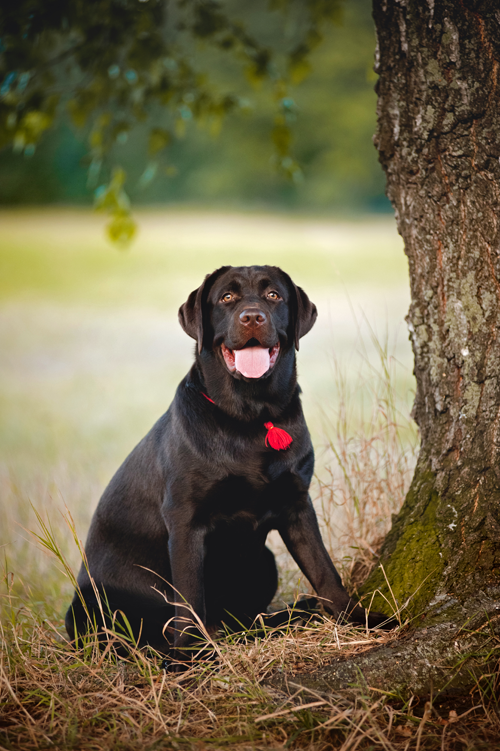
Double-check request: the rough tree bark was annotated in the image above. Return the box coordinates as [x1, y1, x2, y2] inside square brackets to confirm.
[272, 0, 500, 698]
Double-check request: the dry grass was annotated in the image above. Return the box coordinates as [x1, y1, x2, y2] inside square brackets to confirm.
[2, 602, 499, 750]
[318, 326, 418, 594]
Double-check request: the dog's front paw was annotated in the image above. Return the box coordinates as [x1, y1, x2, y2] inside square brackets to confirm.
[336, 602, 397, 631]
[365, 609, 398, 630]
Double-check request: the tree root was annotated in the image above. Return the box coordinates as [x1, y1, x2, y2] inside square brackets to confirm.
[268, 600, 500, 700]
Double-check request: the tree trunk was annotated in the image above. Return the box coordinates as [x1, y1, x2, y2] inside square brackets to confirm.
[270, 0, 500, 697]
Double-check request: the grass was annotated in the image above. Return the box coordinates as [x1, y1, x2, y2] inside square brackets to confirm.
[1, 209, 499, 749]
[2, 601, 499, 749]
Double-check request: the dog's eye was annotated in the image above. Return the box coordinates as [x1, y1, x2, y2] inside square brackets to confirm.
[267, 291, 280, 300]
[221, 293, 233, 303]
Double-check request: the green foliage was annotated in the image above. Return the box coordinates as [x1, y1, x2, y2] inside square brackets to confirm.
[0, 0, 343, 243]
[94, 166, 137, 245]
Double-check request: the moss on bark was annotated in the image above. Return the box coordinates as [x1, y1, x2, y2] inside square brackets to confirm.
[359, 469, 444, 620]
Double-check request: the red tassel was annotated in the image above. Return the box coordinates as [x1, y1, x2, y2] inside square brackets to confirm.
[264, 422, 293, 451]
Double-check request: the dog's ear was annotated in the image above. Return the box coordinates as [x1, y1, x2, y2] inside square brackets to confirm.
[278, 270, 317, 350]
[292, 284, 317, 350]
[178, 267, 231, 353]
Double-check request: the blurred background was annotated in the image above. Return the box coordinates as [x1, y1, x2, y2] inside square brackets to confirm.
[0, 0, 388, 212]
[0, 0, 416, 612]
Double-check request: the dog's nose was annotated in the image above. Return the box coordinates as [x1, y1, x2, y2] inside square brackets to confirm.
[239, 308, 267, 326]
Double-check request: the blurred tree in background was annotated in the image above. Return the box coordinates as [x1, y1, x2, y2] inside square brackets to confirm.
[0, 0, 388, 241]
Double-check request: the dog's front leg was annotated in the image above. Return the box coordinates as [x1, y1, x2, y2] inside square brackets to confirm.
[279, 496, 392, 629]
[167, 524, 209, 663]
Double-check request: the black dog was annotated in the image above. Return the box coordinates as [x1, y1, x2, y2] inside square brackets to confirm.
[66, 265, 391, 659]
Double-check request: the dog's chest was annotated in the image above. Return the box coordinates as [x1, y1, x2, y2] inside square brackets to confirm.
[195, 468, 301, 532]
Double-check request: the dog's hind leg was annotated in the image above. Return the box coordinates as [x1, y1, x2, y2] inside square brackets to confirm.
[205, 544, 279, 633]
[65, 586, 174, 656]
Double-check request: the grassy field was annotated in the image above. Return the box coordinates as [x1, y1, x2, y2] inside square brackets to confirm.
[2, 209, 494, 750]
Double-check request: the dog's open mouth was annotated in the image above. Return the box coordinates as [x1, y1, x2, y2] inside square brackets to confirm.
[221, 342, 280, 378]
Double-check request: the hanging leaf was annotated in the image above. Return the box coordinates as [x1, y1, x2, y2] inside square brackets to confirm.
[289, 56, 311, 85]
[94, 167, 136, 247]
[138, 161, 158, 188]
[106, 211, 137, 247]
[272, 122, 291, 158]
[148, 127, 171, 155]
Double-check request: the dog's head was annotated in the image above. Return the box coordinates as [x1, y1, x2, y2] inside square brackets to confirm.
[178, 266, 317, 381]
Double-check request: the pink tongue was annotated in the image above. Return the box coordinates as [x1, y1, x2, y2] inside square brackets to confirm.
[234, 347, 270, 378]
